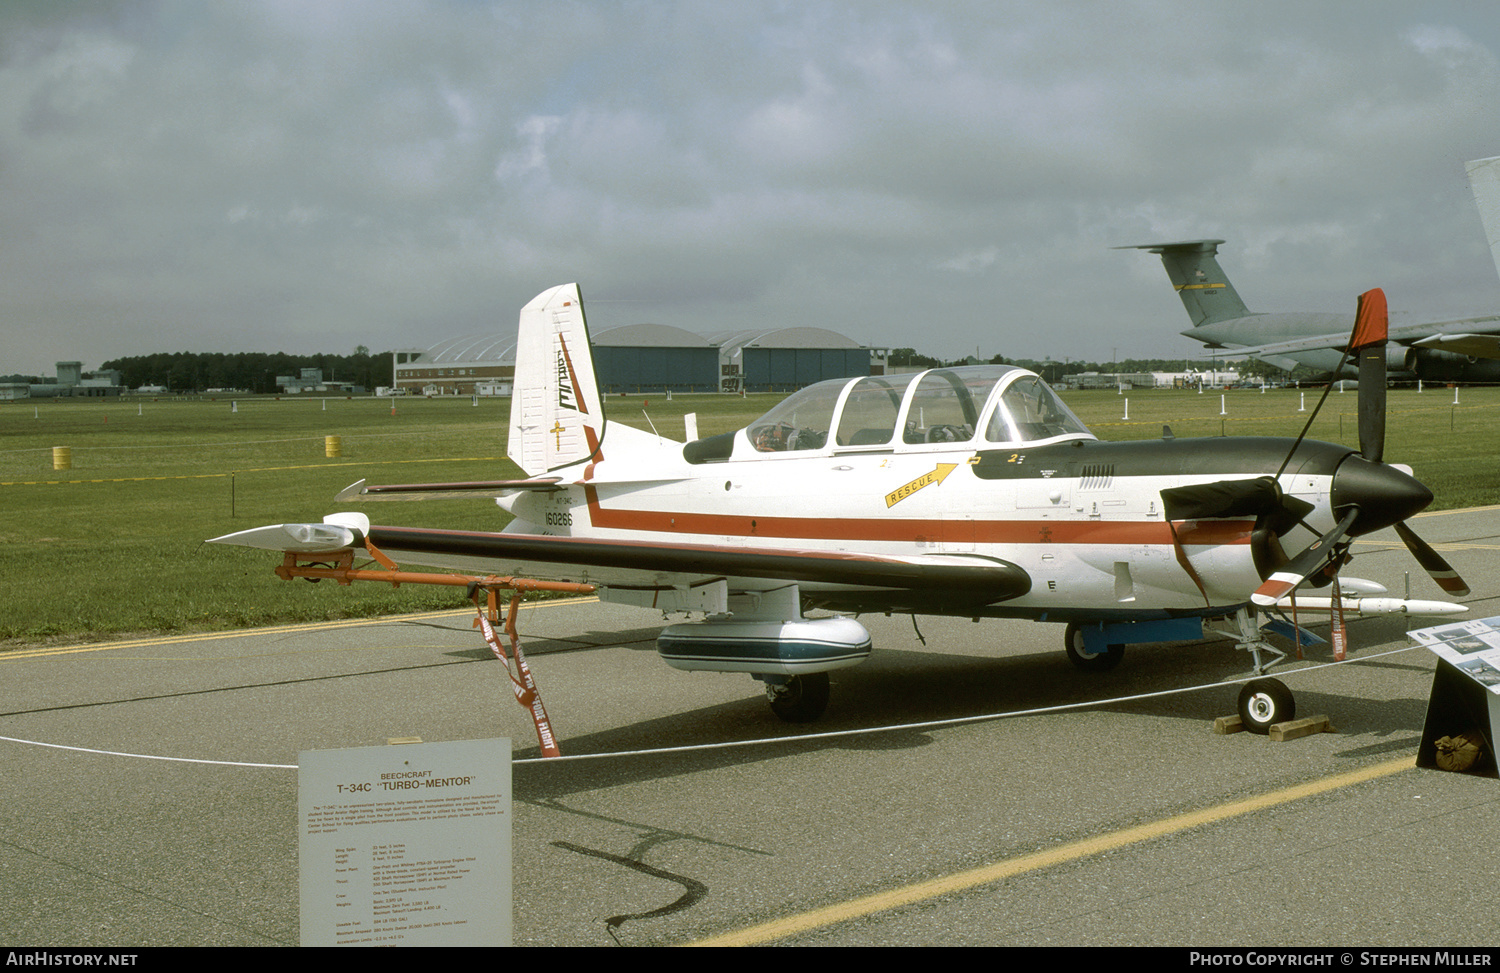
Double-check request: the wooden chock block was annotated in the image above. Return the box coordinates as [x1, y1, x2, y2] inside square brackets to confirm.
[1268, 715, 1334, 742]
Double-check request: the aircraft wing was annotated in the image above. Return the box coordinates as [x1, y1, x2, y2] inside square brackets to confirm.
[208, 521, 1032, 607]
[334, 477, 565, 501]
[1221, 315, 1500, 363]
[1411, 331, 1500, 359]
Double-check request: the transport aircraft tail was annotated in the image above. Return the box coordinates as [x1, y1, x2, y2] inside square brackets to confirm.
[1117, 239, 1253, 328]
[1466, 156, 1500, 285]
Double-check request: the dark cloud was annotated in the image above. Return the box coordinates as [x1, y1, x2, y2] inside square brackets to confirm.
[3, 1, 1500, 375]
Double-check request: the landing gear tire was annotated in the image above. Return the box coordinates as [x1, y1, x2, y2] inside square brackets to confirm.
[1237, 678, 1295, 734]
[1064, 623, 1124, 672]
[766, 672, 830, 723]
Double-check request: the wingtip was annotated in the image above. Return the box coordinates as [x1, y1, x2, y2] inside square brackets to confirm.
[334, 479, 367, 502]
[205, 523, 356, 553]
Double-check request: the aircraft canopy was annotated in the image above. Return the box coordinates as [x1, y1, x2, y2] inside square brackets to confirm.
[744, 365, 1094, 454]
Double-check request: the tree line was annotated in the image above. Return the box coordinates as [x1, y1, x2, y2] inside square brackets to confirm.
[95, 348, 395, 393]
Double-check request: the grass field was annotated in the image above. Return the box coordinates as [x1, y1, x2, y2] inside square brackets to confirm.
[0, 385, 1494, 643]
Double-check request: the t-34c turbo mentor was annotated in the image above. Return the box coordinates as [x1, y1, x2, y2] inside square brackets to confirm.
[211, 283, 1467, 744]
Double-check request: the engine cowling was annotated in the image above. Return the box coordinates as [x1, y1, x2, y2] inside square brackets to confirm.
[1404, 346, 1500, 383]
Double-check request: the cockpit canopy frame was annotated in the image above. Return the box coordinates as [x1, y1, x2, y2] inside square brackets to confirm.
[737, 365, 1094, 459]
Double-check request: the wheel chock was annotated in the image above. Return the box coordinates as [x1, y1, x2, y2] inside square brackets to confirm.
[1214, 714, 1335, 738]
[1268, 715, 1335, 741]
[1214, 714, 1245, 734]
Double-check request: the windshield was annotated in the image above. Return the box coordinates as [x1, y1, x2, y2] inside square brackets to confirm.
[746, 381, 841, 451]
[986, 374, 1092, 443]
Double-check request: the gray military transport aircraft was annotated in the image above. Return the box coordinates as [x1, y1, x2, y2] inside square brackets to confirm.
[1123, 156, 1500, 383]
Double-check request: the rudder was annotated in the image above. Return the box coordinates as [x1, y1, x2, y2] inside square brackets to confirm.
[1466, 156, 1500, 284]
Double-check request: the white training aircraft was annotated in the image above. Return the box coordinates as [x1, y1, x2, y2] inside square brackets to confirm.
[211, 284, 1468, 741]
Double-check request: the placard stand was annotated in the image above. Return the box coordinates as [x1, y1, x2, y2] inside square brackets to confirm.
[1409, 617, 1500, 779]
[1416, 659, 1499, 778]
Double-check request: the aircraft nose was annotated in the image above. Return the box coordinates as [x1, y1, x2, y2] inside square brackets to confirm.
[1330, 454, 1433, 535]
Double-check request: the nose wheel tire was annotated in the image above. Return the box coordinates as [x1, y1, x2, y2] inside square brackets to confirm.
[1064, 622, 1125, 672]
[1237, 677, 1295, 734]
[766, 672, 830, 723]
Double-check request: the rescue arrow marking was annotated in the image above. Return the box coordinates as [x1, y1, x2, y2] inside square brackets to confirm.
[885, 463, 959, 508]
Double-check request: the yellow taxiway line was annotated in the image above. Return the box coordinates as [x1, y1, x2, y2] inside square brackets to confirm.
[688, 755, 1416, 946]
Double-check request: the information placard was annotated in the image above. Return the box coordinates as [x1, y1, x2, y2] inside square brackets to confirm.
[298, 738, 511, 946]
[1410, 615, 1500, 692]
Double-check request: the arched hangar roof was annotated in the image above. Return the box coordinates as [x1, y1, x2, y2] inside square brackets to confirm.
[591, 323, 712, 347]
[411, 323, 711, 365]
[709, 327, 864, 357]
[417, 334, 516, 364]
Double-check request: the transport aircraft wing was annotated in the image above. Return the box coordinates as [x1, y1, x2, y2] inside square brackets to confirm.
[1217, 315, 1500, 365]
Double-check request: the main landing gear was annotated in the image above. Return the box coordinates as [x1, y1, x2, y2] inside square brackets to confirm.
[762, 672, 830, 723]
[1063, 622, 1125, 672]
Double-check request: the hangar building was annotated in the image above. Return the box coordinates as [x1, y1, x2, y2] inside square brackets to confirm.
[711, 327, 874, 393]
[590, 324, 720, 394]
[393, 323, 878, 395]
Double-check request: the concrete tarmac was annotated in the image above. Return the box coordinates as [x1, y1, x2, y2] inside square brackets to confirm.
[2, 505, 1498, 947]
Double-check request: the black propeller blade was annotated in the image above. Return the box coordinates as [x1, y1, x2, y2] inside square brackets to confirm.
[1252, 506, 1359, 607]
[1352, 286, 1387, 463]
[1394, 521, 1471, 598]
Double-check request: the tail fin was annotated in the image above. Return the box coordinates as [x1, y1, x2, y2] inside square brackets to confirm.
[1117, 239, 1252, 327]
[1466, 156, 1500, 284]
[508, 283, 608, 475]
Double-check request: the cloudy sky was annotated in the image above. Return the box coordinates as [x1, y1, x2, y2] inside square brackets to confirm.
[5, 1, 1500, 375]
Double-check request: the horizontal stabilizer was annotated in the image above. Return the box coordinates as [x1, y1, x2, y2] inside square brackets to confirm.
[1114, 239, 1228, 254]
[333, 473, 691, 503]
[334, 477, 564, 502]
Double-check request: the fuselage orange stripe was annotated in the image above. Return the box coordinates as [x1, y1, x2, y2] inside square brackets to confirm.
[582, 486, 1253, 546]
